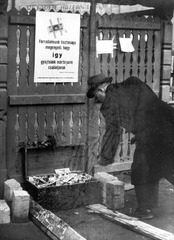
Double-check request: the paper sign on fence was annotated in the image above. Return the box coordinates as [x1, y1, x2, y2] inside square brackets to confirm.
[119, 37, 135, 53]
[34, 11, 80, 83]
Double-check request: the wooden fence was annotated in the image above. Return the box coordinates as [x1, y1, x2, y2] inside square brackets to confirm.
[88, 12, 161, 173]
[2, 6, 170, 184]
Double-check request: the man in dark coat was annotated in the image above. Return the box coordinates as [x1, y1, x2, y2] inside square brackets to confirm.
[87, 73, 174, 219]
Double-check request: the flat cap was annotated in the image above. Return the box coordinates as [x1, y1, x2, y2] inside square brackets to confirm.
[86, 73, 112, 98]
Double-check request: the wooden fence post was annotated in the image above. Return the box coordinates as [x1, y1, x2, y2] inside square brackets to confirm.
[86, 0, 98, 174]
[160, 17, 173, 102]
[0, 9, 8, 198]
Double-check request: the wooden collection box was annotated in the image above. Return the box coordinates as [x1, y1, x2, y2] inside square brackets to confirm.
[24, 146, 102, 211]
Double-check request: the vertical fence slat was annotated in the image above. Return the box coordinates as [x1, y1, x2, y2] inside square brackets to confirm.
[124, 29, 132, 80]
[146, 29, 153, 88]
[26, 14, 37, 144]
[7, 8, 21, 179]
[153, 30, 161, 96]
[139, 30, 146, 82]
[131, 28, 139, 77]
[101, 27, 110, 76]
[117, 29, 125, 82]
[18, 9, 29, 95]
[71, 106, 80, 145]
[109, 28, 117, 82]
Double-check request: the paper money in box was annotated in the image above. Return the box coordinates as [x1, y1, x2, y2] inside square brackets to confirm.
[24, 147, 101, 211]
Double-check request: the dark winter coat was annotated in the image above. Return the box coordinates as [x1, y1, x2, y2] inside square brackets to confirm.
[100, 76, 174, 185]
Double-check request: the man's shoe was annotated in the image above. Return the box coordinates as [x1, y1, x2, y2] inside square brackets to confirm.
[129, 207, 153, 220]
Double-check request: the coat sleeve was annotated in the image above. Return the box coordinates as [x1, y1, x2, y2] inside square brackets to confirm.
[100, 95, 121, 165]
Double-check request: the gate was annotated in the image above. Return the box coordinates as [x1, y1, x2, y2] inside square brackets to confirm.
[6, 7, 161, 182]
[88, 12, 161, 174]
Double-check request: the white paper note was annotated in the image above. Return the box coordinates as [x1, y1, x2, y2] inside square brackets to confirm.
[119, 37, 135, 52]
[96, 36, 117, 58]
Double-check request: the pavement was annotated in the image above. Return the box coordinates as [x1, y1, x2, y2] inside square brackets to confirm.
[0, 176, 174, 240]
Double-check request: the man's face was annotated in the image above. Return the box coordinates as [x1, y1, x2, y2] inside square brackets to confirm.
[94, 87, 106, 103]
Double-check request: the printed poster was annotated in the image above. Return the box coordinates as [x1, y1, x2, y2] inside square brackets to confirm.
[34, 11, 80, 83]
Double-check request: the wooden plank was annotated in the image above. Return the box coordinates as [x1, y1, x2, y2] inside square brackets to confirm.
[0, 170, 7, 198]
[116, 29, 124, 82]
[77, 13, 89, 171]
[16, 10, 30, 144]
[0, 120, 7, 197]
[54, 105, 64, 145]
[25, 19, 37, 143]
[0, 89, 7, 110]
[6, 107, 19, 178]
[97, 20, 161, 30]
[0, 65, 7, 82]
[6, 8, 21, 181]
[138, 30, 146, 82]
[131, 19, 139, 77]
[100, 28, 110, 76]
[18, 9, 29, 95]
[71, 105, 80, 145]
[18, 107, 28, 143]
[45, 105, 55, 136]
[95, 14, 102, 74]
[30, 200, 86, 240]
[123, 28, 132, 80]
[62, 79, 74, 146]
[0, 15, 8, 38]
[152, 26, 161, 96]
[36, 105, 46, 141]
[10, 15, 35, 25]
[87, 103, 101, 174]
[7, 8, 19, 96]
[109, 28, 117, 81]
[79, 105, 87, 171]
[9, 15, 88, 28]
[9, 94, 86, 105]
[0, 45, 7, 64]
[88, 204, 174, 240]
[24, 145, 84, 176]
[70, 22, 86, 146]
[146, 28, 153, 89]
[94, 161, 132, 174]
[63, 104, 71, 145]
[80, 13, 90, 93]
[26, 17, 36, 93]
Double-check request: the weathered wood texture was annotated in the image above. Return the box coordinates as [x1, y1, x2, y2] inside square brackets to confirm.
[24, 146, 85, 176]
[27, 179, 102, 211]
[9, 94, 86, 105]
[0, 14, 8, 198]
[161, 20, 173, 102]
[24, 147, 101, 211]
[6, 8, 89, 181]
[94, 161, 132, 174]
[88, 204, 174, 240]
[30, 199, 86, 240]
[87, 12, 162, 173]
[5, 7, 166, 184]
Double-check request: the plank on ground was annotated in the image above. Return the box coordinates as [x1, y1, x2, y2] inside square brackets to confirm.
[30, 200, 86, 240]
[94, 161, 132, 173]
[87, 204, 174, 240]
